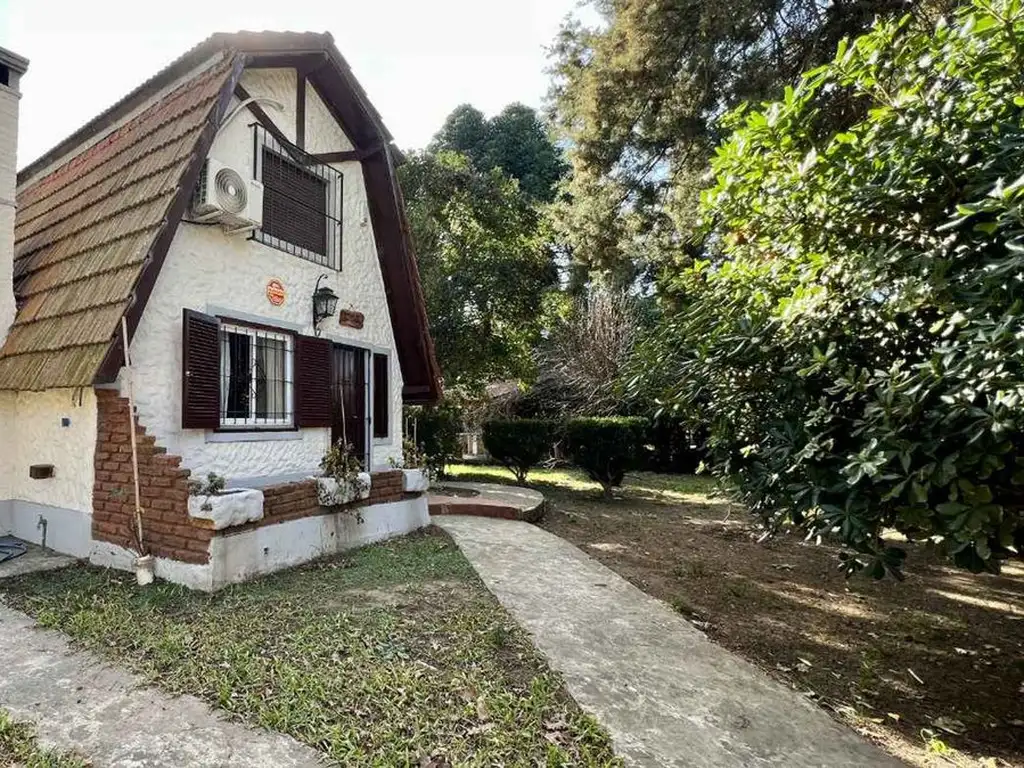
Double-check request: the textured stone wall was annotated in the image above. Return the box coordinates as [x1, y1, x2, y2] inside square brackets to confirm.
[92, 389, 212, 564]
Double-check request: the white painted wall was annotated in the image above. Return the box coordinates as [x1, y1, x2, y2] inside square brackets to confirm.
[4, 389, 97, 513]
[0, 388, 97, 556]
[125, 66, 404, 483]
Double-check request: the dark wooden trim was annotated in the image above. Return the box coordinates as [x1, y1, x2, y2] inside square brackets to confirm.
[312, 145, 383, 164]
[94, 55, 247, 384]
[246, 52, 328, 71]
[295, 74, 306, 149]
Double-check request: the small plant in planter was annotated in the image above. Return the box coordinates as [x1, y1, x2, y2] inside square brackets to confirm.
[317, 441, 371, 507]
[389, 438, 431, 492]
[187, 472, 264, 530]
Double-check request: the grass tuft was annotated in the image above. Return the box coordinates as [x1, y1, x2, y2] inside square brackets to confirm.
[0, 710, 91, 768]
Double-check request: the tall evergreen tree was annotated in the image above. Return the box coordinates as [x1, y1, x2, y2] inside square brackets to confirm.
[548, 0, 958, 274]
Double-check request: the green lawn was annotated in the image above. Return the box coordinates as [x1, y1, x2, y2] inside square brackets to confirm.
[0, 710, 90, 768]
[446, 463, 716, 501]
[0, 530, 619, 767]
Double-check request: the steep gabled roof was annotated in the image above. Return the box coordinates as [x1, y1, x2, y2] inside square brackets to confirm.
[0, 53, 241, 390]
[5, 32, 441, 403]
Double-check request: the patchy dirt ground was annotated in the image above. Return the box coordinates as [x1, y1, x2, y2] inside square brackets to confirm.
[449, 465, 1024, 768]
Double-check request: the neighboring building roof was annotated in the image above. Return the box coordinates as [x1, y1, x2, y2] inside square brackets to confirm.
[3, 32, 441, 403]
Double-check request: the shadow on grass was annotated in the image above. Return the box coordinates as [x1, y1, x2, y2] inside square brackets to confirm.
[445, 464, 719, 507]
[512, 463, 1024, 768]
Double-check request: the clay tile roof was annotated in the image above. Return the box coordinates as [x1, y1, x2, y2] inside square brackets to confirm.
[0, 53, 242, 390]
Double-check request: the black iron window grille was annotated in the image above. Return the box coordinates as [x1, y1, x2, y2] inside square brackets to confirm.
[220, 322, 295, 428]
[252, 124, 343, 270]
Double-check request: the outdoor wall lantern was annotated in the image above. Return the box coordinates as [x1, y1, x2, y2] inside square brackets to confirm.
[312, 274, 339, 335]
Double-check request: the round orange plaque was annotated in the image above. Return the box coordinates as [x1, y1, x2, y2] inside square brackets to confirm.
[266, 279, 286, 306]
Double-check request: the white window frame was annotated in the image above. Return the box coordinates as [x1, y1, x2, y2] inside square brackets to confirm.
[254, 136, 343, 270]
[219, 322, 295, 429]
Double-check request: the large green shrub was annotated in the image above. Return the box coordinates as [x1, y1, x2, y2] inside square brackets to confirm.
[646, 0, 1024, 576]
[565, 417, 647, 495]
[482, 419, 559, 484]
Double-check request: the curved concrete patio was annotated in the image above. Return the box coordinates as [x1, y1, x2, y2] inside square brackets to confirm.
[436, 515, 900, 768]
[428, 481, 546, 522]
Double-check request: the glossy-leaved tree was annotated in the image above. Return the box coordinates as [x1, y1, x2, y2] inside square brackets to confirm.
[645, 0, 1024, 576]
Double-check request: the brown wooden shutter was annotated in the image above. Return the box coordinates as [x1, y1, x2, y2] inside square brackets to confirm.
[181, 309, 220, 430]
[295, 335, 332, 427]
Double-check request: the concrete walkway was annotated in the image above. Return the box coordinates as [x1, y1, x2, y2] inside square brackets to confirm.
[436, 516, 900, 768]
[0, 603, 321, 767]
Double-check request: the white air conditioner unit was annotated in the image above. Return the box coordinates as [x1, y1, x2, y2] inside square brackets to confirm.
[192, 158, 264, 234]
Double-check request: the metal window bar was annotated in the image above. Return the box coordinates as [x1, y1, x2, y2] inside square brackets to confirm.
[251, 124, 343, 270]
[220, 323, 294, 428]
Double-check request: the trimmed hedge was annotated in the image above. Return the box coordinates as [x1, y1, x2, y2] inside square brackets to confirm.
[482, 419, 559, 484]
[566, 417, 647, 495]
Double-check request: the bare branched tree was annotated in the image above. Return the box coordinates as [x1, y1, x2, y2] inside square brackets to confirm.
[530, 288, 642, 417]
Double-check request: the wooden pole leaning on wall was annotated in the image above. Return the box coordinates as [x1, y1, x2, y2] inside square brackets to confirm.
[121, 317, 146, 554]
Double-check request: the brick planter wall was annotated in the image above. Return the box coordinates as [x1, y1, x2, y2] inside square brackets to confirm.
[92, 389, 211, 564]
[261, 480, 320, 525]
[222, 470, 416, 536]
[366, 470, 403, 505]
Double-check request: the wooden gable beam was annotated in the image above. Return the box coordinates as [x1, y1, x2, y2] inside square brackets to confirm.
[295, 74, 306, 149]
[312, 145, 384, 164]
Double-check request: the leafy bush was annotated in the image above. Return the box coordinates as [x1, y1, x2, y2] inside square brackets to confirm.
[647, 0, 1024, 576]
[482, 419, 559, 484]
[407, 399, 462, 479]
[565, 417, 647, 495]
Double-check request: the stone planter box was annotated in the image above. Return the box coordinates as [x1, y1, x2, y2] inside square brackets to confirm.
[316, 473, 371, 507]
[188, 488, 264, 530]
[402, 468, 430, 493]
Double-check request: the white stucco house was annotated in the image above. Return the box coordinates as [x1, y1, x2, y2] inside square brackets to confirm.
[0, 32, 442, 589]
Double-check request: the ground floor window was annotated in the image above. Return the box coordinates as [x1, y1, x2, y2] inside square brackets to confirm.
[219, 323, 294, 428]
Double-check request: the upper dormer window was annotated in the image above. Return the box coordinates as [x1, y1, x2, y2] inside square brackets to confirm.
[252, 125, 343, 270]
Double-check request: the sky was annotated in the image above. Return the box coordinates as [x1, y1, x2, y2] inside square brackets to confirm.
[0, 0, 590, 171]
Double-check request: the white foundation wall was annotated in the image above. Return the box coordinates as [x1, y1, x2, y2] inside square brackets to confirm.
[125, 66, 404, 483]
[88, 495, 430, 591]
